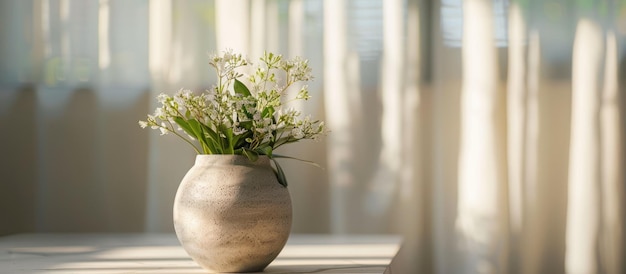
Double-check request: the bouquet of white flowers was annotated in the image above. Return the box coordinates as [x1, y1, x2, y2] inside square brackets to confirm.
[139, 50, 326, 186]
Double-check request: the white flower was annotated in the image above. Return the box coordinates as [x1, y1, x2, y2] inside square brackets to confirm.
[233, 127, 248, 135]
[291, 128, 305, 139]
[296, 86, 310, 100]
[223, 49, 233, 62]
[159, 122, 169, 135]
[156, 93, 169, 103]
[155, 107, 166, 118]
[262, 134, 272, 143]
[138, 121, 148, 128]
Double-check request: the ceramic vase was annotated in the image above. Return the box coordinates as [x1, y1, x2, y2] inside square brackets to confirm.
[173, 155, 292, 273]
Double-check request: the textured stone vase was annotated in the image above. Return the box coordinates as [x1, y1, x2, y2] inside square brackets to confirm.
[173, 155, 292, 273]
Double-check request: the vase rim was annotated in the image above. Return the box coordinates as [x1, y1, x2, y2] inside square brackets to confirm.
[194, 154, 270, 166]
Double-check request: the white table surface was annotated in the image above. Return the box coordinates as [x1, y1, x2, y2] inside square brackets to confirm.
[0, 234, 403, 274]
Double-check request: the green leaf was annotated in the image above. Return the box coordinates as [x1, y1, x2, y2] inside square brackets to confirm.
[199, 123, 220, 143]
[242, 106, 254, 120]
[194, 122, 223, 153]
[232, 131, 251, 148]
[171, 117, 201, 153]
[175, 117, 212, 153]
[239, 121, 253, 130]
[272, 153, 322, 169]
[188, 119, 219, 154]
[174, 117, 196, 139]
[216, 124, 235, 154]
[272, 159, 288, 187]
[256, 146, 273, 158]
[234, 79, 251, 96]
[241, 148, 259, 162]
[273, 136, 294, 148]
[262, 106, 275, 118]
[186, 118, 203, 136]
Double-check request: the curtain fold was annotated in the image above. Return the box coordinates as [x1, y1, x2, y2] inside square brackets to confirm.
[599, 30, 624, 274]
[567, 17, 604, 274]
[456, 0, 508, 272]
[323, 0, 355, 233]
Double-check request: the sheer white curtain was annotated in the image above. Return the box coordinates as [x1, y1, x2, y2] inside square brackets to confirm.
[432, 1, 625, 273]
[1, 1, 625, 274]
[0, 0, 151, 233]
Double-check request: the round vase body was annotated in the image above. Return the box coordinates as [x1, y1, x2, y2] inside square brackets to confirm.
[173, 155, 292, 273]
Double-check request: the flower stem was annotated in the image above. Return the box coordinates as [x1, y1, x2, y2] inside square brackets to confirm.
[165, 121, 201, 154]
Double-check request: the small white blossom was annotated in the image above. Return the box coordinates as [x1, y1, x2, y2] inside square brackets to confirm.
[159, 123, 169, 135]
[233, 127, 248, 135]
[291, 128, 305, 139]
[155, 107, 166, 118]
[156, 93, 169, 103]
[296, 86, 311, 100]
